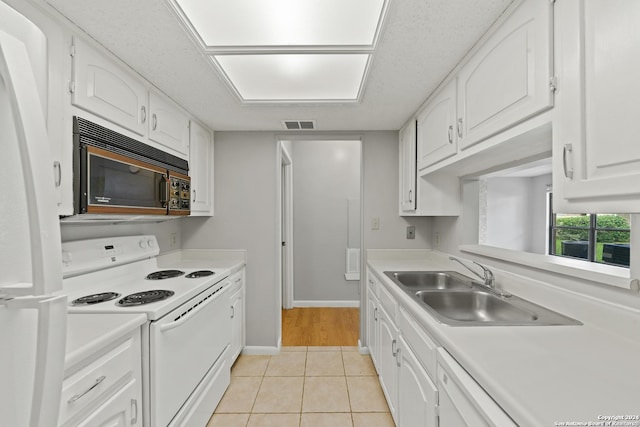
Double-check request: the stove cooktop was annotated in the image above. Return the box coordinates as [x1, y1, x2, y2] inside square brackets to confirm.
[117, 290, 175, 306]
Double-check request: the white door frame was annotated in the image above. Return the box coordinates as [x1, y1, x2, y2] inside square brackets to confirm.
[279, 142, 294, 309]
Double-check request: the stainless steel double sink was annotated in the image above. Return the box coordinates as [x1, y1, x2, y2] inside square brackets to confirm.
[384, 271, 581, 326]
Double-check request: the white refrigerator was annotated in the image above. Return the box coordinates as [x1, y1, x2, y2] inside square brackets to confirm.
[0, 10, 67, 427]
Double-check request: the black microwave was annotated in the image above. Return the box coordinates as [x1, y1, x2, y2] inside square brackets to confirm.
[72, 117, 190, 216]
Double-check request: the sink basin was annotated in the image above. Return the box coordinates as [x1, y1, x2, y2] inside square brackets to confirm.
[412, 290, 582, 326]
[384, 271, 473, 290]
[415, 291, 537, 323]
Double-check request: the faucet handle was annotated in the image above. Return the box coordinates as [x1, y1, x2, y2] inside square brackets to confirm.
[472, 261, 495, 285]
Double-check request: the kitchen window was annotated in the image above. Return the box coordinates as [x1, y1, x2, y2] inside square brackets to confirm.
[548, 194, 631, 267]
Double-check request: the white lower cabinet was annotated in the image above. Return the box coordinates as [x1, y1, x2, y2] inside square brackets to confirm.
[377, 305, 399, 423]
[76, 379, 138, 427]
[397, 335, 438, 427]
[228, 269, 245, 364]
[59, 330, 142, 427]
[367, 290, 380, 370]
[437, 348, 516, 427]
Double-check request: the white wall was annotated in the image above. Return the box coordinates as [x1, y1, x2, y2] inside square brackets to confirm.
[485, 178, 532, 252]
[60, 220, 182, 253]
[181, 132, 280, 348]
[181, 130, 432, 349]
[292, 140, 360, 303]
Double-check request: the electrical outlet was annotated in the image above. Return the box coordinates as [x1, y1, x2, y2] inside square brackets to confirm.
[433, 232, 440, 247]
[371, 217, 380, 230]
[406, 225, 415, 239]
[169, 233, 177, 248]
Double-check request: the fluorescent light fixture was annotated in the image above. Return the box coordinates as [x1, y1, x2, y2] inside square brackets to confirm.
[167, 0, 389, 102]
[174, 0, 386, 48]
[214, 54, 370, 101]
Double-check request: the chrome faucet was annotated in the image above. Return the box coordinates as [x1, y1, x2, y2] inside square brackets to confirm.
[449, 256, 510, 297]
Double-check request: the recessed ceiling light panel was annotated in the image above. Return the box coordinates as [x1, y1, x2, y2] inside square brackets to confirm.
[214, 54, 370, 102]
[174, 0, 387, 49]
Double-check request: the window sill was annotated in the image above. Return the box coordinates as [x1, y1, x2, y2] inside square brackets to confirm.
[459, 244, 631, 290]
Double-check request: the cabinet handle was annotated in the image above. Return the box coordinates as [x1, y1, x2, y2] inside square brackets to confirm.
[448, 125, 453, 144]
[192, 189, 197, 203]
[231, 305, 235, 319]
[391, 339, 398, 357]
[457, 118, 463, 138]
[563, 143, 574, 179]
[53, 161, 61, 188]
[131, 399, 138, 424]
[374, 307, 378, 321]
[408, 189, 412, 204]
[152, 113, 158, 130]
[141, 105, 147, 124]
[67, 375, 106, 404]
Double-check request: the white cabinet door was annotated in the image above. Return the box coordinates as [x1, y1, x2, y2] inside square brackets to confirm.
[377, 305, 398, 423]
[76, 380, 139, 427]
[229, 271, 245, 363]
[148, 92, 189, 157]
[417, 79, 457, 169]
[457, 0, 553, 150]
[72, 37, 147, 136]
[553, 0, 640, 213]
[399, 120, 417, 213]
[397, 336, 438, 427]
[189, 121, 214, 215]
[366, 290, 379, 370]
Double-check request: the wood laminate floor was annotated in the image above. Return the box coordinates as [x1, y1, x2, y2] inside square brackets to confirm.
[282, 308, 359, 347]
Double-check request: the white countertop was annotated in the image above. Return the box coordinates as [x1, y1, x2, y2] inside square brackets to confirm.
[157, 249, 246, 276]
[65, 313, 146, 370]
[367, 251, 640, 427]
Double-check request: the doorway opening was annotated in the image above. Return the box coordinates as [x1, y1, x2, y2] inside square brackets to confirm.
[277, 138, 363, 348]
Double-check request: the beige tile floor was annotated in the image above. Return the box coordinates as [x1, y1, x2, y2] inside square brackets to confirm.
[207, 346, 394, 427]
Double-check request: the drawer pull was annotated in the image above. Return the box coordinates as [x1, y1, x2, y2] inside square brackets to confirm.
[131, 398, 138, 424]
[67, 375, 106, 404]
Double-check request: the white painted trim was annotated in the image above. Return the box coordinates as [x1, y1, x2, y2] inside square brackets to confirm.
[241, 346, 280, 356]
[293, 300, 360, 308]
[459, 244, 631, 289]
[358, 339, 370, 355]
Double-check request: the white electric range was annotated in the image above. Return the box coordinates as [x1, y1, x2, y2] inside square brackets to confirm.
[60, 235, 233, 427]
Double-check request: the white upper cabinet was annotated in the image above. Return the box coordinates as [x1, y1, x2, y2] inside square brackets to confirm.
[189, 121, 214, 216]
[417, 79, 457, 169]
[553, 0, 640, 213]
[399, 120, 417, 213]
[71, 36, 190, 159]
[149, 92, 190, 156]
[72, 37, 147, 136]
[457, 0, 553, 150]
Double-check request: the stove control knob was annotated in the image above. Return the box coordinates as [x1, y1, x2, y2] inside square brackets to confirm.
[147, 239, 156, 248]
[139, 240, 148, 249]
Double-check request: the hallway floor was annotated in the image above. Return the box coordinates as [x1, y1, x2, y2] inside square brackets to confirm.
[207, 347, 393, 427]
[281, 308, 359, 346]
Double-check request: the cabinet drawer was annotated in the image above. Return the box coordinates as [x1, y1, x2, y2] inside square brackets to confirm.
[399, 307, 439, 378]
[377, 282, 397, 321]
[60, 337, 135, 424]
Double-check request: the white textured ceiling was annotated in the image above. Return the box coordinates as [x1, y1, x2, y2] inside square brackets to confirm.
[46, 0, 514, 131]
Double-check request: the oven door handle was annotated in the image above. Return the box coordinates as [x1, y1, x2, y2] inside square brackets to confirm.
[158, 282, 228, 333]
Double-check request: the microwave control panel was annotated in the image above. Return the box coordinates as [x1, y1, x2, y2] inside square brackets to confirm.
[169, 173, 190, 215]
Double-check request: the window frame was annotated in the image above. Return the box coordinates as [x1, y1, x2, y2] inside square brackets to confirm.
[548, 193, 631, 267]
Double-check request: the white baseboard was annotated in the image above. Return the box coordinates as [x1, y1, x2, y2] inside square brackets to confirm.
[358, 339, 370, 355]
[241, 346, 280, 356]
[293, 300, 360, 308]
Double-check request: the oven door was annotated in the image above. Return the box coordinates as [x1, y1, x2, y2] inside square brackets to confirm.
[149, 281, 230, 427]
[81, 145, 168, 214]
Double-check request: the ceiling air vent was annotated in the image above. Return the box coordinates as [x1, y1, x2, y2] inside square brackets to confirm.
[282, 120, 316, 130]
